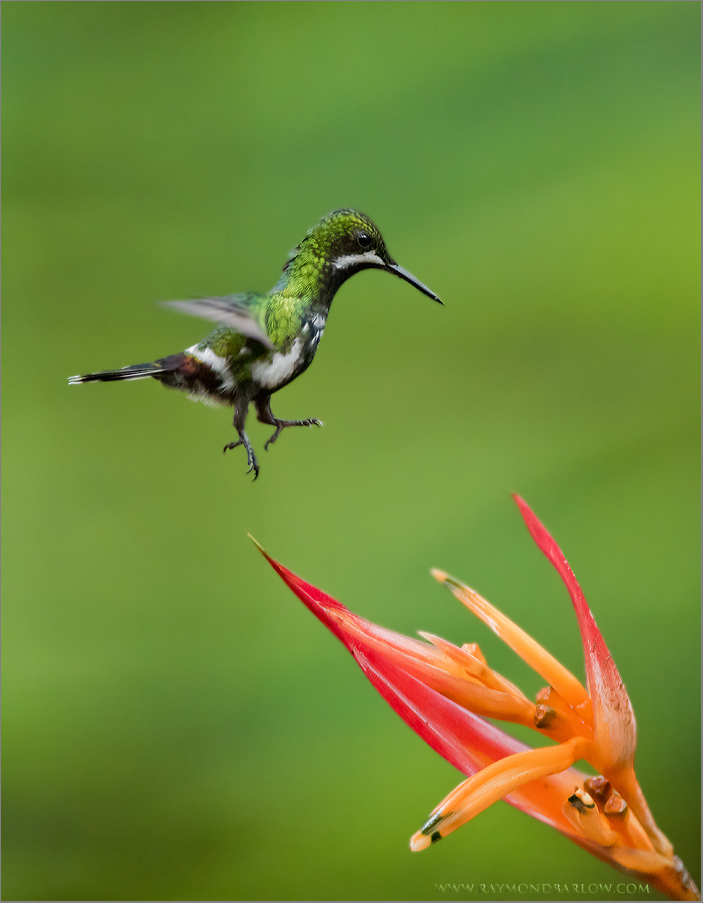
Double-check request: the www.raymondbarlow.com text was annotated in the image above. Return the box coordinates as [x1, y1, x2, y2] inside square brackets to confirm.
[435, 883, 650, 895]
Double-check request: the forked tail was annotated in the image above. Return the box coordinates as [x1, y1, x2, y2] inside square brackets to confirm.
[68, 361, 172, 385]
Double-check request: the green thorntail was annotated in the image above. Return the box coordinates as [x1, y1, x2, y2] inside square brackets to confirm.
[68, 209, 441, 478]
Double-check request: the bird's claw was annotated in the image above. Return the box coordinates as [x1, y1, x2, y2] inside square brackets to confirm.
[223, 439, 259, 479]
[264, 418, 323, 452]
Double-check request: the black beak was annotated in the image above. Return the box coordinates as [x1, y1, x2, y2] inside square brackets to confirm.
[386, 262, 442, 304]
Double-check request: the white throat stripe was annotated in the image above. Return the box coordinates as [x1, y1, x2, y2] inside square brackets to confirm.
[333, 251, 385, 271]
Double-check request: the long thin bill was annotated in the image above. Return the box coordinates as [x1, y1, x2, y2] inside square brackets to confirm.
[386, 262, 442, 304]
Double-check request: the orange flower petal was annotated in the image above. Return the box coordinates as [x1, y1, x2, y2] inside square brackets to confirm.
[410, 736, 589, 850]
[433, 570, 589, 710]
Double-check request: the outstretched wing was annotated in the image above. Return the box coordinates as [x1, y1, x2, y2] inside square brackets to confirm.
[163, 294, 275, 351]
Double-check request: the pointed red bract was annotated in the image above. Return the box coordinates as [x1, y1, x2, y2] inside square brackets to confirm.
[513, 496, 635, 768]
[261, 551, 351, 645]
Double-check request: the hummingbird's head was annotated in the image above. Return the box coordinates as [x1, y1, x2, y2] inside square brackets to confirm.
[290, 209, 441, 304]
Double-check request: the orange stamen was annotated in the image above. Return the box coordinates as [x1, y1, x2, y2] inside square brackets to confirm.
[326, 610, 536, 725]
[418, 631, 530, 703]
[561, 789, 619, 847]
[536, 686, 593, 740]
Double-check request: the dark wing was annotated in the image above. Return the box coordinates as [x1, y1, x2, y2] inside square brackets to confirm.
[163, 294, 275, 350]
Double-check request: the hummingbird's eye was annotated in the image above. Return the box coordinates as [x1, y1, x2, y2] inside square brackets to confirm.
[356, 231, 373, 251]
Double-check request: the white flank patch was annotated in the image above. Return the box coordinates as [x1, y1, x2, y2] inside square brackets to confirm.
[251, 339, 303, 389]
[187, 390, 221, 408]
[333, 250, 385, 271]
[187, 344, 235, 392]
[309, 312, 326, 347]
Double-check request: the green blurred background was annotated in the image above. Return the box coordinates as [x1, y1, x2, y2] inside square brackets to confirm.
[3, 3, 700, 901]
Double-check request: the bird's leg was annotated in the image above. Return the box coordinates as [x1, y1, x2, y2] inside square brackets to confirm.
[224, 398, 259, 479]
[255, 396, 322, 451]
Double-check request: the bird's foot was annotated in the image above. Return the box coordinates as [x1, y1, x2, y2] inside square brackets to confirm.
[264, 418, 323, 451]
[223, 437, 260, 480]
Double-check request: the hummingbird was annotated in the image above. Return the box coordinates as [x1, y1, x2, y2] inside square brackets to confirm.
[68, 209, 441, 478]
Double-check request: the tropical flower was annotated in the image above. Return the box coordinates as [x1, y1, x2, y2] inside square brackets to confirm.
[253, 497, 699, 901]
